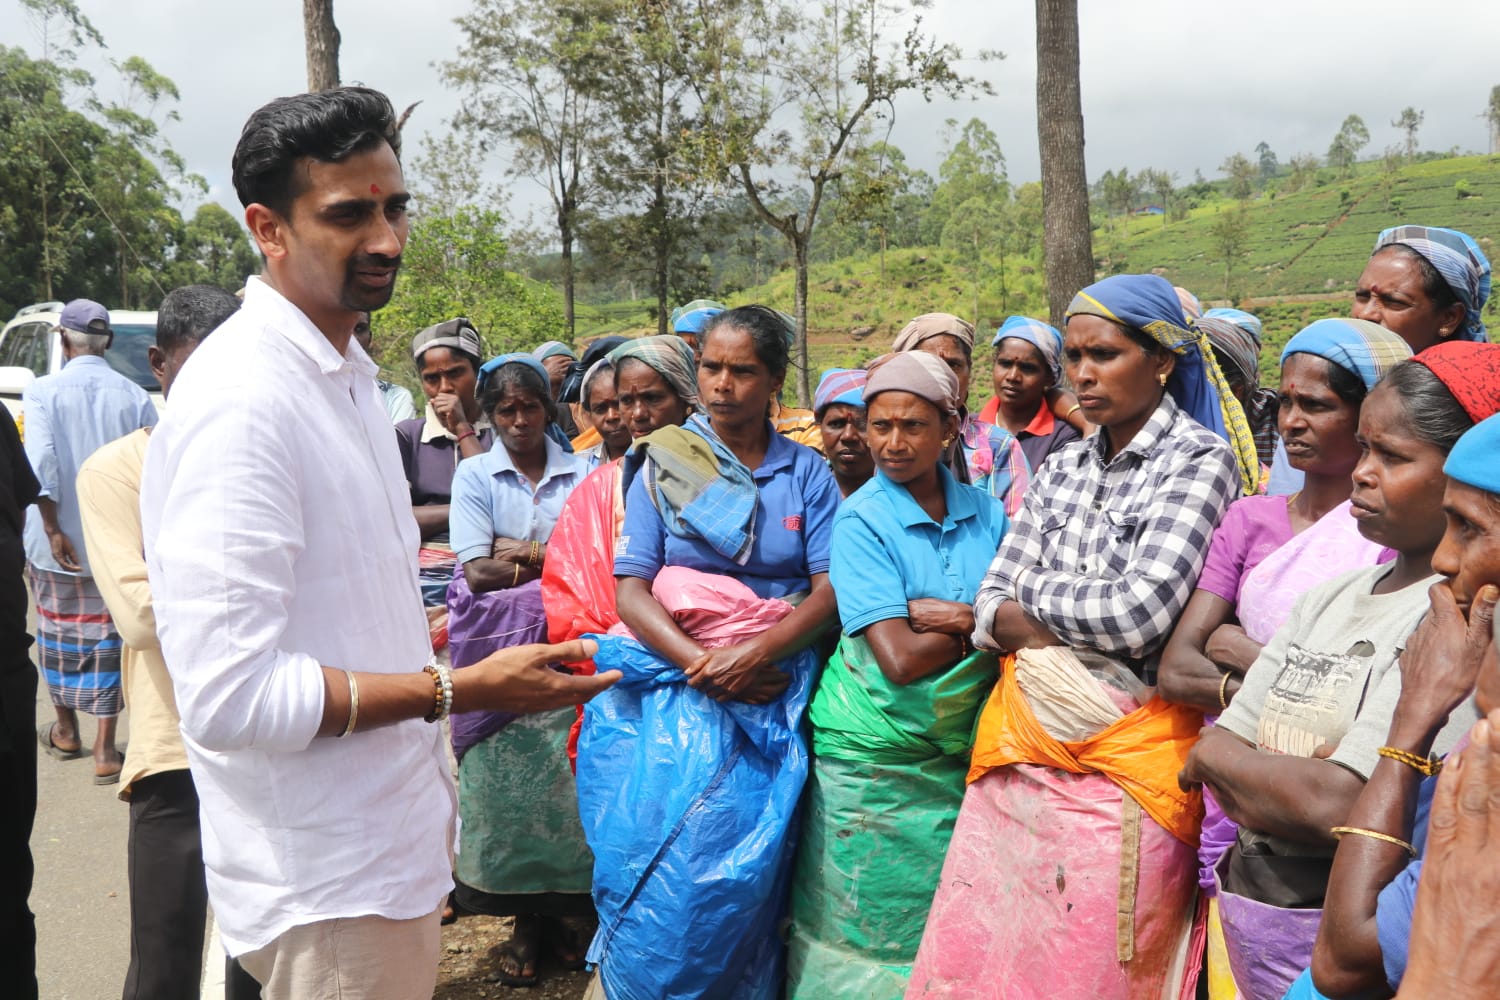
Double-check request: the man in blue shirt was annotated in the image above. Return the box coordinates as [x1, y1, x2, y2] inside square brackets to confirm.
[24, 298, 157, 783]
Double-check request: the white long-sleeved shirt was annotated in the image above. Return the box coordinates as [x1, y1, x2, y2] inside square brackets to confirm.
[140, 277, 453, 956]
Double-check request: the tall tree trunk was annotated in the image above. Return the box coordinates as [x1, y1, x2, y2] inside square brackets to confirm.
[652, 176, 669, 337]
[1035, 0, 1093, 329]
[303, 0, 341, 92]
[793, 237, 812, 408]
[559, 197, 576, 341]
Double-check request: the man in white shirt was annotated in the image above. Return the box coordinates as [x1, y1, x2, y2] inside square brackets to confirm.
[139, 86, 617, 1000]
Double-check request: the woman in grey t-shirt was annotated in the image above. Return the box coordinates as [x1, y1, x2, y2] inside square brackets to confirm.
[1181, 356, 1489, 999]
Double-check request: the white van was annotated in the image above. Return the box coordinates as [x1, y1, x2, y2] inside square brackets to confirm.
[0, 303, 162, 434]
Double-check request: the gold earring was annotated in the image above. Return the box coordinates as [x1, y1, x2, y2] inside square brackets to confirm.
[942, 436, 955, 448]
[1158, 373, 1168, 387]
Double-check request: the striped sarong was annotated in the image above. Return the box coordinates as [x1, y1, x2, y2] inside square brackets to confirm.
[30, 565, 123, 716]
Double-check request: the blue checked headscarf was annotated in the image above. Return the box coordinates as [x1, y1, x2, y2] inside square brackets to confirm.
[670, 299, 726, 336]
[1373, 226, 1491, 342]
[608, 335, 701, 408]
[1279, 319, 1412, 392]
[531, 340, 577, 362]
[992, 315, 1064, 382]
[1203, 307, 1264, 345]
[1067, 274, 1259, 495]
[814, 368, 868, 414]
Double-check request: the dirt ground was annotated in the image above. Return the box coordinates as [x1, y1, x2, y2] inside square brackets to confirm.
[435, 914, 591, 1000]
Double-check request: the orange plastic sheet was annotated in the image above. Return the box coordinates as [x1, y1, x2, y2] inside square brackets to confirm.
[539, 460, 625, 768]
[968, 655, 1205, 846]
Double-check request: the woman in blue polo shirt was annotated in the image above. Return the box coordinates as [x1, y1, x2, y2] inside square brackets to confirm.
[786, 350, 1007, 997]
[444, 353, 592, 988]
[582, 305, 840, 999]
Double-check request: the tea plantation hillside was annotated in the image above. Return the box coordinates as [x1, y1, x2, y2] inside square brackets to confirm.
[579, 153, 1500, 384]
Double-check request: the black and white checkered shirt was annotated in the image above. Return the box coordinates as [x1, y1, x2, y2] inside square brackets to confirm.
[973, 394, 1239, 667]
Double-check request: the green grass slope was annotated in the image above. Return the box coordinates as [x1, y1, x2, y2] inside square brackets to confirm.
[583, 153, 1500, 380]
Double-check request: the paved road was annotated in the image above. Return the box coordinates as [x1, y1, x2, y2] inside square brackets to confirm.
[31, 689, 227, 1000]
[32, 691, 133, 999]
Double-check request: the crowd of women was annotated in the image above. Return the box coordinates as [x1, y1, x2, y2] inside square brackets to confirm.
[381, 221, 1500, 999]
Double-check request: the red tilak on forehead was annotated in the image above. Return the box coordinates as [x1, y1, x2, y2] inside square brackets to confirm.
[370, 184, 380, 194]
[1287, 382, 1296, 394]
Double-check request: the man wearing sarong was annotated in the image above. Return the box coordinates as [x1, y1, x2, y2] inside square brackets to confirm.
[25, 298, 157, 784]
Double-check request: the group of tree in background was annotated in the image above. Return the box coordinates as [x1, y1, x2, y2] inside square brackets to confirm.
[6, 0, 1500, 403]
[0, 0, 259, 319]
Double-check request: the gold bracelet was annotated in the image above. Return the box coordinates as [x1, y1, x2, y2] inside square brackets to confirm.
[529, 540, 541, 568]
[340, 669, 360, 738]
[1064, 404, 1082, 418]
[1378, 745, 1443, 776]
[1330, 826, 1416, 857]
[1218, 671, 1233, 711]
[512, 562, 521, 588]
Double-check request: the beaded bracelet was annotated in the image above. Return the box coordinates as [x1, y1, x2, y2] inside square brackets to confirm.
[422, 661, 454, 723]
[1378, 745, 1443, 776]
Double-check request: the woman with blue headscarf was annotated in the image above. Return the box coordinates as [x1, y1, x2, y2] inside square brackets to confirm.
[1354, 225, 1491, 351]
[978, 315, 1083, 470]
[445, 353, 595, 987]
[909, 274, 1244, 998]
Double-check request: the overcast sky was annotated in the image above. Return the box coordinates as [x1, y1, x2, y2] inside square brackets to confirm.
[3, 0, 1496, 228]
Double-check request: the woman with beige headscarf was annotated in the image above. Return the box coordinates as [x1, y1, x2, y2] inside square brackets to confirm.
[893, 313, 1029, 514]
[786, 351, 1007, 996]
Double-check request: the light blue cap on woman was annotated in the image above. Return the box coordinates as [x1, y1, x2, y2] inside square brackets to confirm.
[992, 315, 1063, 382]
[1203, 307, 1263, 345]
[1445, 411, 1500, 494]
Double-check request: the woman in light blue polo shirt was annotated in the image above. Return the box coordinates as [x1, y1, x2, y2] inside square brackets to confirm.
[785, 350, 1007, 997]
[445, 353, 592, 988]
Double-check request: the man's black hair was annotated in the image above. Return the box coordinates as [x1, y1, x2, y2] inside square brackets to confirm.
[156, 285, 242, 352]
[231, 87, 401, 218]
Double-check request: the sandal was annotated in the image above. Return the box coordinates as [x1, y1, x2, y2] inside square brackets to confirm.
[93, 750, 124, 785]
[546, 914, 596, 971]
[487, 915, 542, 987]
[38, 722, 85, 761]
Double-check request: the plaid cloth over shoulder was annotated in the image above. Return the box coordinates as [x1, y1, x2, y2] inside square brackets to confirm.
[972, 394, 1239, 669]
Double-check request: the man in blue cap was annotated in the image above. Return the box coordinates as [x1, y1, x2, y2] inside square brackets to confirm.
[25, 298, 157, 783]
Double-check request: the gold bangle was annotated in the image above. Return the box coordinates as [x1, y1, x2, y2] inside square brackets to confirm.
[1218, 671, 1233, 711]
[530, 540, 541, 568]
[1330, 826, 1416, 857]
[340, 669, 360, 738]
[1064, 404, 1082, 417]
[1378, 745, 1443, 776]
[512, 562, 521, 588]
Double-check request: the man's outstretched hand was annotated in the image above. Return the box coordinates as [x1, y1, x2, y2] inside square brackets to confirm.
[455, 639, 620, 714]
